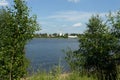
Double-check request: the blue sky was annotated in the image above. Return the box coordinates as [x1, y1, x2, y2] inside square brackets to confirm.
[0, 0, 120, 33]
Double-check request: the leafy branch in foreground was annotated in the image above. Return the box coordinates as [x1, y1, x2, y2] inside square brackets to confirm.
[66, 14, 120, 80]
[0, 0, 39, 80]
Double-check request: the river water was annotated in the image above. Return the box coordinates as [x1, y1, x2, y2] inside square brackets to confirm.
[25, 38, 79, 72]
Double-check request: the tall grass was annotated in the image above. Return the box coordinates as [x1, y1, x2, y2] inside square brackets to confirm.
[25, 72, 96, 80]
[22, 65, 96, 80]
[21, 60, 97, 80]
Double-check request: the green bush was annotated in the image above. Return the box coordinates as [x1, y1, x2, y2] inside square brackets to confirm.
[0, 0, 39, 80]
[65, 14, 120, 80]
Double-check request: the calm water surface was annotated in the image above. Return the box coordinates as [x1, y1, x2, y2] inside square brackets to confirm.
[25, 38, 79, 72]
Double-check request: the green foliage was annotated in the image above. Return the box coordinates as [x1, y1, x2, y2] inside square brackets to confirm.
[0, 0, 39, 80]
[65, 15, 120, 80]
[108, 11, 120, 38]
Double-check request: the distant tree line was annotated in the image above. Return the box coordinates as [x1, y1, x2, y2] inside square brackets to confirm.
[35, 33, 82, 38]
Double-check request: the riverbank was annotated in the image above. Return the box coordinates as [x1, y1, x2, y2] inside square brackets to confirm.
[21, 72, 95, 80]
[34, 33, 81, 39]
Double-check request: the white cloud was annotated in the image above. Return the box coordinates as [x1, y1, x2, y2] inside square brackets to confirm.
[23, 0, 29, 1]
[0, 0, 8, 6]
[39, 11, 110, 33]
[48, 11, 107, 22]
[73, 23, 82, 27]
[68, 0, 80, 3]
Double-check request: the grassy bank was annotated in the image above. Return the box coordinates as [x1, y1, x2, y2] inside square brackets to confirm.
[21, 72, 96, 80]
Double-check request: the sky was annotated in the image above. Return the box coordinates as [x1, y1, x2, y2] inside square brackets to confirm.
[0, 0, 120, 34]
